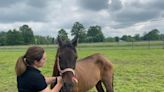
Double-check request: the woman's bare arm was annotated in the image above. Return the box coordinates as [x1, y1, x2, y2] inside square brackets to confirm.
[41, 77, 63, 92]
[44, 77, 56, 84]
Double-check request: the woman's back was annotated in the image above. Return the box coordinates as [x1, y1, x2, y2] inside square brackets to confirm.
[17, 66, 47, 92]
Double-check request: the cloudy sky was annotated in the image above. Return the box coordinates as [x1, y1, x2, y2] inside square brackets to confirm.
[0, 0, 164, 38]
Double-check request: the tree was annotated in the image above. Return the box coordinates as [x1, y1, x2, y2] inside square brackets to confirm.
[71, 22, 87, 43]
[58, 29, 69, 41]
[6, 30, 14, 45]
[6, 29, 24, 45]
[34, 35, 54, 45]
[160, 34, 164, 40]
[134, 34, 141, 41]
[52, 37, 55, 44]
[121, 35, 134, 42]
[142, 29, 160, 40]
[87, 25, 105, 42]
[121, 35, 128, 41]
[0, 24, 56, 45]
[105, 37, 115, 42]
[0, 32, 7, 45]
[115, 36, 120, 42]
[13, 29, 24, 44]
[19, 25, 34, 44]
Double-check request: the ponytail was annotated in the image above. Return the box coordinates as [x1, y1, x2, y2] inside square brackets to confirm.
[15, 56, 27, 76]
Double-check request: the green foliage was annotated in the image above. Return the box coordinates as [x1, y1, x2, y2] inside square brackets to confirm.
[87, 25, 105, 42]
[105, 29, 161, 42]
[121, 35, 135, 42]
[142, 29, 160, 40]
[0, 31, 6, 45]
[58, 29, 69, 41]
[19, 25, 34, 44]
[134, 34, 141, 41]
[105, 37, 115, 42]
[0, 23, 163, 45]
[34, 35, 54, 45]
[115, 36, 120, 42]
[160, 34, 164, 40]
[0, 24, 54, 45]
[6, 29, 24, 45]
[71, 22, 87, 43]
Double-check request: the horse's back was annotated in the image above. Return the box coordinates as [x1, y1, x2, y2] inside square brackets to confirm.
[77, 53, 113, 71]
[75, 53, 113, 92]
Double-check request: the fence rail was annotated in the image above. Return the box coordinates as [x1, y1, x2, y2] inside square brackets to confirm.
[0, 41, 164, 50]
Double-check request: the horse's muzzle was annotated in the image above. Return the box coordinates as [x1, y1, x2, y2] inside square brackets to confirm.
[61, 76, 78, 92]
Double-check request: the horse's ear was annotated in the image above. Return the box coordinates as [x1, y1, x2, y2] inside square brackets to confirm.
[71, 35, 78, 47]
[57, 36, 63, 47]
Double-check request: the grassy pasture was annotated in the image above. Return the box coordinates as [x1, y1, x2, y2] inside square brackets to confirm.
[0, 42, 164, 92]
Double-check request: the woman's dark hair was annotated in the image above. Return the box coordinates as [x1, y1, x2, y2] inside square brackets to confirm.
[15, 46, 45, 76]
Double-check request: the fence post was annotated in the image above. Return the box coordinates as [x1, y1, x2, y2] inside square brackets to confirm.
[148, 40, 150, 49]
[163, 40, 164, 49]
[162, 35, 164, 49]
[131, 41, 134, 49]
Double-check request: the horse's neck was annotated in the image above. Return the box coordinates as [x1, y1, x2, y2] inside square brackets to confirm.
[52, 49, 60, 76]
[52, 59, 60, 76]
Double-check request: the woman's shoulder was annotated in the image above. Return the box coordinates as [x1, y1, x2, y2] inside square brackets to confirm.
[18, 66, 43, 81]
[17, 68, 47, 92]
[26, 67, 44, 79]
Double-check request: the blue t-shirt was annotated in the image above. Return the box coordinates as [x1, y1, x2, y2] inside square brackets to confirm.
[17, 66, 47, 92]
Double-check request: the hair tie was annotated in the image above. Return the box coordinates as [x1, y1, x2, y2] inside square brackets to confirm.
[22, 56, 28, 66]
[23, 58, 26, 62]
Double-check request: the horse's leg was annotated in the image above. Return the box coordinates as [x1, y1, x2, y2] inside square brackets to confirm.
[96, 81, 104, 92]
[102, 71, 114, 92]
[95, 54, 114, 92]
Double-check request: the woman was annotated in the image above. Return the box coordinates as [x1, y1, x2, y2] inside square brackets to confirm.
[15, 46, 62, 92]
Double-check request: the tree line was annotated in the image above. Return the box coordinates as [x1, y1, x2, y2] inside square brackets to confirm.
[58, 22, 105, 43]
[58, 22, 164, 43]
[0, 25, 54, 45]
[0, 22, 164, 46]
[106, 29, 164, 42]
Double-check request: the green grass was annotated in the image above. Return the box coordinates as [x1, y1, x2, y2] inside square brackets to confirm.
[0, 44, 164, 92]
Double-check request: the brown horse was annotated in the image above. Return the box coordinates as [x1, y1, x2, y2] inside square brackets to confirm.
[51, 36, 114, 92]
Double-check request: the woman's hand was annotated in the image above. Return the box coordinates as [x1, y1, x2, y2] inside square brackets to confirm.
[45, 77, 56, 84]
[41, 76, 63, 92]
[56, 76, 63, 87]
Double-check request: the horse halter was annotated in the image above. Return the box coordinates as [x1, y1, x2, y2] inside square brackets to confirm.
[57, 57, 78, 83]
[57, 57, 76, 76]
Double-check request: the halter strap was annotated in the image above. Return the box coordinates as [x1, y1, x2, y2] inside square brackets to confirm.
[57, 58, 75, 76]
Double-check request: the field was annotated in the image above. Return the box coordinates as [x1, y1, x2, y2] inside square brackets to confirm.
[0, 42, 164, 92]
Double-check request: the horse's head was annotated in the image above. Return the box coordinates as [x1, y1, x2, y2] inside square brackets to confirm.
[57, 36, 78, 92]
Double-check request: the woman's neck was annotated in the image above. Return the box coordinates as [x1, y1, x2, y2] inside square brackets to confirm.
[32, 65, 39, 69]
